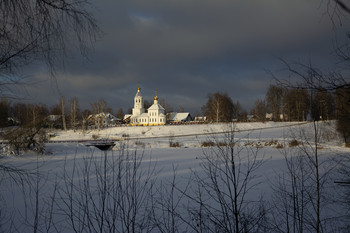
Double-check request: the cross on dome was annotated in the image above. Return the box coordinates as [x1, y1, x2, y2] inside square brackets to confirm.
[154, 89, 158, 101]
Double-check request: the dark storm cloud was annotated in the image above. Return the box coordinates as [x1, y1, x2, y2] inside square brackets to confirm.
[22, 0, 347, 113]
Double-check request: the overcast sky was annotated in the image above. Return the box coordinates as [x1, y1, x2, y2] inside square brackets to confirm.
[19, 0, 350, 114]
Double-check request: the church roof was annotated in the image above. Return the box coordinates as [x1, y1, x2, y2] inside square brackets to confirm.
[148, 103, 165, 111]
[130, 113, 148, 118]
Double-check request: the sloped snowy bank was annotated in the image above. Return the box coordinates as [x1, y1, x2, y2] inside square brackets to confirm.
[0, 122, 349, 232]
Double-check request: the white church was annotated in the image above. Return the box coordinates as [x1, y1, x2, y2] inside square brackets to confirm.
[125, 85, 167, 126]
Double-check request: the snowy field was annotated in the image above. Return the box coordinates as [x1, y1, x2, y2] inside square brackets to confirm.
[0, 122, 349, 232]
[49, 122, 307, 142]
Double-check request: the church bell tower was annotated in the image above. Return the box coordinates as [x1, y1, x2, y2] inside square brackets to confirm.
[132, 84, 145, 116]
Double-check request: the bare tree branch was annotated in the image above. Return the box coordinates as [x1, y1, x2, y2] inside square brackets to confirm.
[0, 0, 100, 97]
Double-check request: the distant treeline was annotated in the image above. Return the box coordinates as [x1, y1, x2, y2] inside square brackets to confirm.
[202, 85, 350, 143]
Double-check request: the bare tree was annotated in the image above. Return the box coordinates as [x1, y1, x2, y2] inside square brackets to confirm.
[266, 85, 285, 121]
[150, 167, 193, 233]
[159, 98, 173, 113]
[324, 0, 350, 22]
[0, 2, 99, 226]
[58, 143, 157, 233]
[91, 99, 106, 130]
[186, 124, 266, 232]
[202, 92, 234, 123]
[233, 101, 248, 122]
[283, 89, 310, 122]
[60, 96, 67, 131]
[251, 98, 267, 122]
[0, 98, 10, 127]
[70, 97, 79, 131]
[81, 109, 92, 132]
[269, 62, 349, 232]
[334, 87, 350, 144]
[3, 103, 48, 155]
[270, 122, 338, 233]
[116, 108, 124, 120]
[3, 121, 48, 155]
[311, 89, 335, 121]
[334, 153, 350, 231]
[0, 0, 99, 80]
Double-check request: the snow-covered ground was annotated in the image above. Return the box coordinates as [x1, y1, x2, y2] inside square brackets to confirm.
[47, 122, 302, 140]
[0, 122, 349, 232]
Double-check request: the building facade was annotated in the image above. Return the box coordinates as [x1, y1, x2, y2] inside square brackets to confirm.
[129, 86, 166, 126]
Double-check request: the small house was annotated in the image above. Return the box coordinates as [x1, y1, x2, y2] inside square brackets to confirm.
[168, 112, 192, 124]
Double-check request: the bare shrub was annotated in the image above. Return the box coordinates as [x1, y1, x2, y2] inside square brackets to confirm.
[289, 139, 300, 147]
[135, 141, 146, 148]
[201, 141, 216, 147]
[202, 141, 236, 148]
[217, 141, 228, 147]
[255, 141, 264, 148]
[169, 141, 181, 148]
[3, 126, 48, 155]
[244, 141, 254, 147]
[265, 140, 278, 147]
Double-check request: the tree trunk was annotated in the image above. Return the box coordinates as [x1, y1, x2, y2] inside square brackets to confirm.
[61, 97, 67, 131]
